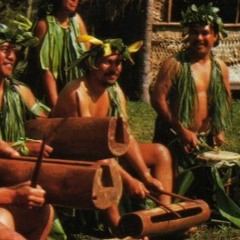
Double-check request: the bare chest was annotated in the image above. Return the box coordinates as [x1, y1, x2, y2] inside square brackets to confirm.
[191, 62, 212, 92]
[79, 90, 110, 117]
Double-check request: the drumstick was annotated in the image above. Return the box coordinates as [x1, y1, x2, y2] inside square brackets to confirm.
[31, 136, 46, 188]
[30, 118, 68, 188]
[147, 193, 181, 218]
[151, 189, 196, 202]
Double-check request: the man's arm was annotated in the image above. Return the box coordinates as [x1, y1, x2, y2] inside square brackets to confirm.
[150, 57, 200, 151]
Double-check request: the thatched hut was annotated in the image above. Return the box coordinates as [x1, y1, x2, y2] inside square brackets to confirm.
[80, 0, 240, 101]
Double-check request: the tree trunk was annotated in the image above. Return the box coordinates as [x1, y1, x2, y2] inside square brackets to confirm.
[141, 0, 154, 102]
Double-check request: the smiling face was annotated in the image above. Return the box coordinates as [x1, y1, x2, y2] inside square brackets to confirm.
[0, 42, 18, 78]
[91, 53, 123, 87]
[188, 24, 218, 56]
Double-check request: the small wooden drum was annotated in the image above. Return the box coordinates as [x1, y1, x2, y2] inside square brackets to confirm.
[196, 150, 240, 225]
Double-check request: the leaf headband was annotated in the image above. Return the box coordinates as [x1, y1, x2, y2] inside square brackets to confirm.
[0, 15, 39, 47]
[66, 35, 143, 70]
[181, 2, 227, 39]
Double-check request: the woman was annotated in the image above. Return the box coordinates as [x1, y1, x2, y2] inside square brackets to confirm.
[23, 0, 89, 108]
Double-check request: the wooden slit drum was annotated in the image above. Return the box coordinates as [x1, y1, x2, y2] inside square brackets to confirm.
[0, 157, 122, 210]
[25, 117, 130, 160]
[118, 200, 210, 238]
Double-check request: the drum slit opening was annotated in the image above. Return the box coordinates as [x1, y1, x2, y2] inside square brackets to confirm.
[151, 207, 203, 222]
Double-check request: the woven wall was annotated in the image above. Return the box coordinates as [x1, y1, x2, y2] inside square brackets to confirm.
[151, 0, 240, 89]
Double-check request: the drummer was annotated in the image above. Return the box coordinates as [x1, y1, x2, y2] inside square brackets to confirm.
[0, 18, 63, 239]
[0, 19, 52, 157]
[150, 2, 232, 181]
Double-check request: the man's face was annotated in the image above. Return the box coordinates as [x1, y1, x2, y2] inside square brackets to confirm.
[0, 42, 17, 78]
[92, 53, 123, 87]
[188, 24, 218, 55]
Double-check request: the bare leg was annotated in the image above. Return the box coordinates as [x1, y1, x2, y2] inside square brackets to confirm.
[1, 204, 54, 240]
[139, 143, 173, 204]
[103, 204, 121, 236]
[0, 208, 26, 240]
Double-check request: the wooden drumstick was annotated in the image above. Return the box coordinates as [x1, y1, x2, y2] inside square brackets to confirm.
[31, 136, 46, 188]
[147, 193, 181, 218]
[30, 118, 68, 188]
[151, 189, 196, 202]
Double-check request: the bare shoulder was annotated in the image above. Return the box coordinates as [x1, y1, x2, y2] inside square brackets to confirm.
[52, 79, 82, 117]
[154, 56, 180, 85]
[15, 82, 37, 109]
[58, 79, 81, 99]
[33, 19, 48, 40]
[215, 57, 228, 73]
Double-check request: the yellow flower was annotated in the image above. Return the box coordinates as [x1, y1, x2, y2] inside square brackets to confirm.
[76, 35, 103, 45]
[103, 43, 112, 56]
[128, 41, 143, 53]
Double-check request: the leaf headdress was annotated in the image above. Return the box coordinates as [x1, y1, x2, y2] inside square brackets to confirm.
[0, 14, 39, 48]
[181, 2, 227, 40]
[66, 35, 143, 71]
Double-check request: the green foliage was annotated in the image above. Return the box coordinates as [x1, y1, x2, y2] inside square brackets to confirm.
[181, 2, 228, 39]
[0, 15, 38, 47]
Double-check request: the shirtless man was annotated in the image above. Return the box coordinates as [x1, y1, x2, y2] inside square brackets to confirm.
[150, 3, 231, 177]
[52, 36, 173, 238]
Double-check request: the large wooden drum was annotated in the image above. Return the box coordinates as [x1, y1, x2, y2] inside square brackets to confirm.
[0, 157, 122, 210]
[25, 117, 130, 160]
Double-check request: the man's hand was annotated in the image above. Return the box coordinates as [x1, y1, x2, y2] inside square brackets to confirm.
[125, 177, 149, 198]
[213, 132, 225, 147]
[10, 181, 46, 209]
[180, 128, 200, 153]
[0, 140, 20, 158]
[26, 141, 53, 158]
[142, 172, 164, 194]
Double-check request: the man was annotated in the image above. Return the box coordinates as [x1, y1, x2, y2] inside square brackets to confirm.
[52, 35, 173, 238]
[150, 3, 231, 181]
[23, 0, 89, 108]
[0, 20, 53, 157]
[0, 19, 55, 239]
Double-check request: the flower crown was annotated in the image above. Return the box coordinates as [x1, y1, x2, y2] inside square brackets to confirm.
[66, 35, 143, 70]
[181, 2, 227, 39]
[0, 14, 39, 47]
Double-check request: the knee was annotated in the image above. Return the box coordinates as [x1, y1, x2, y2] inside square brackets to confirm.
[152, 143, 172, 166]
[0, 208, 15, 230]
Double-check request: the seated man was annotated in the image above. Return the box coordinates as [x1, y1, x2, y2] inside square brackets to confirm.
[0, 140, 53, 240]
[52, 35, 173, 237]
[0, 18, 60, 240]
[0, 19, 52, 157]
